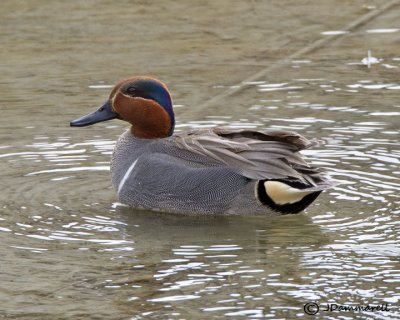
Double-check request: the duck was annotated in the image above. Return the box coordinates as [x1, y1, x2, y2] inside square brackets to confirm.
[70, 76, 334, 215]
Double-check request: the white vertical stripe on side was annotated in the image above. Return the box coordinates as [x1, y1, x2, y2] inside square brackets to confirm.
[117, 159, 138, 195]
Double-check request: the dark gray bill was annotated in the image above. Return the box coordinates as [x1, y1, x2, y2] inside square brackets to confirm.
[70, 100, 118, 127]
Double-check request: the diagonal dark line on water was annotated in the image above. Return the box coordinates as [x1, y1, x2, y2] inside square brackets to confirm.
[182, 0, 400, 117]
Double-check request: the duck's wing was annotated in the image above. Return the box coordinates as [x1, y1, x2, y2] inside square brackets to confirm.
[172, 127, 330, 187]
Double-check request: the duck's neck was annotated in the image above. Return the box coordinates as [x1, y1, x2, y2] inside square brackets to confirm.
[130, 123, 172, 139]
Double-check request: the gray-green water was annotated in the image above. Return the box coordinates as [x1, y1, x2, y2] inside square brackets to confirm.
[1, 1, 399, 319]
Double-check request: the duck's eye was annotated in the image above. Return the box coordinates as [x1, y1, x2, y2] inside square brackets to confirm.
[127, 86, 136, 95]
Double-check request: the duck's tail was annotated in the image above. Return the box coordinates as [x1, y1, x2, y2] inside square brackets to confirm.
[256, 170, 336, 214]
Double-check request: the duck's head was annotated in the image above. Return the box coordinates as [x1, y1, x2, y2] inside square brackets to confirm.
[70, 76, 175, 139]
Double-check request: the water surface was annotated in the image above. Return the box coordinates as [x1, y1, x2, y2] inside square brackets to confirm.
[1, 1, 399, 319]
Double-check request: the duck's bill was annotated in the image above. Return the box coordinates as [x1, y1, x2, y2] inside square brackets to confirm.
[70, 100, 118, 127]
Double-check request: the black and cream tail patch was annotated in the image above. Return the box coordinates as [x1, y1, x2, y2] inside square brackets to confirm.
[256, 179, 322, 214]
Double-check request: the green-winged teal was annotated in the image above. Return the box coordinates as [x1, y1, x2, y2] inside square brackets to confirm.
[71, 76, 334, 215]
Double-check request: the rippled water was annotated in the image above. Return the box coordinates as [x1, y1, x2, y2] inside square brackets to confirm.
[1, 1, 400, 319]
